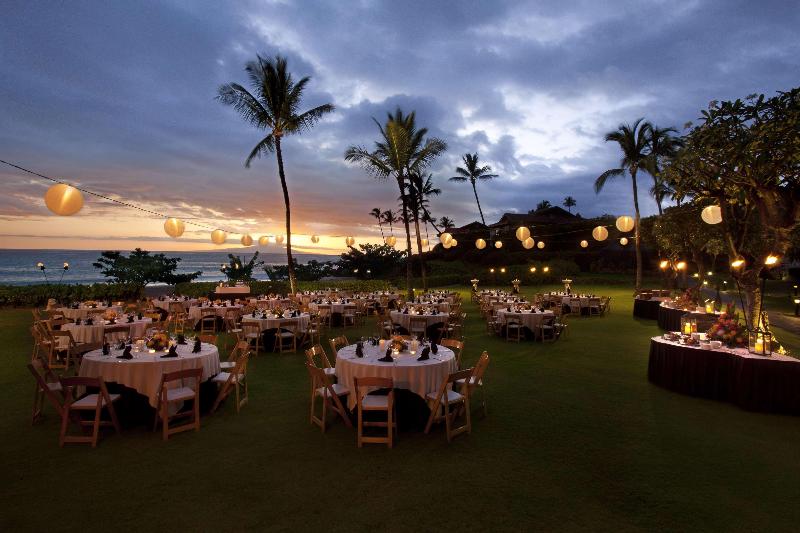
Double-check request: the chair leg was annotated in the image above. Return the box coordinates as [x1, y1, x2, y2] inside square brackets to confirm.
[91, 404, 101, 448]
[161, 401, 169, 441]
[59, 405, 70, 447]
[357, 405, 363, 448]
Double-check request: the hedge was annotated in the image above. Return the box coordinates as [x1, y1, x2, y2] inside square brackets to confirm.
[0, 283, 142, 307]
[176, 279, 392, 297]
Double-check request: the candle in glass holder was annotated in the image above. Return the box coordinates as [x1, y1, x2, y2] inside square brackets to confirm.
[379, 339, 386, 351]
[683, 322, 691, 335]
[754, 336, 764, 354]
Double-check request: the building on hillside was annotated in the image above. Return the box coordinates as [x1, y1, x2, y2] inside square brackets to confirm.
[489, 206, 579, 237]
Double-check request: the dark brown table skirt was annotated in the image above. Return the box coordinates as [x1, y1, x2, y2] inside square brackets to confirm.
[657, 306, 686, 331]
[648, 339, 800, 415]
[633, 298, 661, 320]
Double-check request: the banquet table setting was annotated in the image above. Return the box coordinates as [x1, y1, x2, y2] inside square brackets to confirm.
[188, 302, 243, 321]
[61, 316, 153, 345]
[56, 304, 124, 320]
[495, 308, 554, 333]
[657, 302, 721, 332]
[335, 341, 457, 409]
[152, 297, 197, 311]
[241, 311, 310, 332]
[389, 309, 448, 331]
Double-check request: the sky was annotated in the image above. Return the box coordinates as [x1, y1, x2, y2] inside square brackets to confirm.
[1, 0, 797, 253]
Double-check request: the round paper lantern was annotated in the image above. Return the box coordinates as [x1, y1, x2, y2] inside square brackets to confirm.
[615, 215, 635, 232]
[385, 235, 397, 247]
[310, 235, 320, 244]
[580, 240, 589, 248]
[522, 237, 534, 249]
[537, 241, 545, 249]
[163, 218, 185, 238]
[443, 241, 452, 249]
[515, 226, 530, 241]
[258, 236, 270, 246]
[211, 229, 227, 245]
[591, 225, 609, 241]
[439, 232, 453, 246]
[701, 205, 722, 225]
[345, 236, 355, 247]
[620, 237, 629, 246]
[44, 183, 84, 216]
[475, 238, 486, 249]
[494, 240, 503, 249]
[275, 235, 284, 244]
[420, 238, 428, 247]
[451, 239, 458, 247]
[241, 234, 253, 246]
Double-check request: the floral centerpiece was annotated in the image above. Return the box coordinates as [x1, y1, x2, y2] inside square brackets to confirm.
[84, 300, 98, 308]
[671, 287, 700, 310]
[103, 309, 118, 321]
[147, 332, 170, 351]
[706, 314, 746, 348]
[389, 336, 408, 352]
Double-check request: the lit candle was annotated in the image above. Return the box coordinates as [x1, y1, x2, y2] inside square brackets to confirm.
[683, 322, 691, 335]
[754, 336, 764, 354]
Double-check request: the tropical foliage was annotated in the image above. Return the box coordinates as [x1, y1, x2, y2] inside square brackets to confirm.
[450, 153, 497, 225]
[265, 259, 336, 282]
[92, 249, 200, 291]
[221, 252, 264, 282]
[337, 243, 406, 280]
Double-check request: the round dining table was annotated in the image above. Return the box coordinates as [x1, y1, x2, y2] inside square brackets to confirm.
[78, 342, 221, 408]
[57, 305, 123, 320]
[495, 309, 553, 333]
[335, 343, 457, 409]
[188, 303, 242, 321]
[61, 317, 153, 344]
[241, 313, 310, 333]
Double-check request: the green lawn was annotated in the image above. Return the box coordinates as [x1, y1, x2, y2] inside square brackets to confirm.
[3, 285, 800, 532]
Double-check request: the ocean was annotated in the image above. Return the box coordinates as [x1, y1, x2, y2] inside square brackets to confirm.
[0, 249, 338, 286]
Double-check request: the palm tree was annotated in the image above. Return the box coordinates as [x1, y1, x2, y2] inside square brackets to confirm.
[563, 196, 577, 213]
[449, 153, 497, 225]
[535, 200, 552, 211]
[403, 172, 442, 289]
[370, 207, 385, 240]
[439, 216, 455, 230]
[218, 54, 334, 294]
[595, 118, 651, 290]
[382, 209, 399, 238]
[345, 108, 447, 296]
[643, 125, 682, 215]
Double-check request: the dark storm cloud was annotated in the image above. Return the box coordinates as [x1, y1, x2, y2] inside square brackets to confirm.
[1, 0, 797, 240]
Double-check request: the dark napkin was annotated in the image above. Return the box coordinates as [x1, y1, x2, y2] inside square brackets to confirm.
[116, 340, 126, 350]
[108, 318, 116, 325]
[127, 315, 134, 323]
[75, 317, 82, 325]
[176, 334, 186, 345]
[252, 310, 257, 317]
[161, 345, 178, 358]
[378, 347, 394, 362]
[403, 308, 409, 314]
[355, 342, 364, 358]
[137, 312, 143, 320]
[431, 342, 438, 355]
[117, 346, 133, 359]
[417, 346, 431, 361]
[85, 318, 94, 325]
[192, 338, 202, 353]
[102, 342, 110, 355]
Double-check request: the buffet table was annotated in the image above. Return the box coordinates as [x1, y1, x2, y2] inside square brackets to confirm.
[633, 298, 666, 320]
[648, 336, 800, 415]
[657, 305, 720, 332]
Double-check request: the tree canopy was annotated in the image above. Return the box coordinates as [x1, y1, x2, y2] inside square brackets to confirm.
[93, 249, 201, 288]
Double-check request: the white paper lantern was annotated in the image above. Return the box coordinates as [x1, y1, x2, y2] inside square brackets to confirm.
[522, 237, 534, 249]
[592, 226, 609, 241]
[420, 238, 428, 247]
[615, 215, 635, 232]
[620, 237, 629, 246]
[241, 234, 253, 246]
[701, 205, 722, 225]
[443, 241, 452, 249]
[450, 239, 458, 247]
[275, 235, 284, 244]
[494, 240, 503, 249]
[580, 240, 589, 248]
[385, 235, 397, 247]
[163, 218, 185, 238]
[515, 226, 530, 241]
[211, 229, 227, 245]
[44, 183, 84, 216]
[439, 232, 453, 246]
[310, 235, 320, 244]
[475, 238, 486, 249]
[258, 236, 270, 246]
[345, 236, 355, 247]
[537, 241, 545, 249]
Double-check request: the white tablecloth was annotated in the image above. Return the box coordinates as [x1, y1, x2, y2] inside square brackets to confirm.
[309, 302, 356, 314]
[250, 298, 292, 310]
[188, 304, 242, 321]
[242, 313, 310, 332]
[406, 301, 451, 313]
[215, 286, 250, 294]
[57, 305, 123, 320]
[336, 344, 457, 408]
[78, 343, 220, 407]
[495, 310, 553, 330]
[153, 298, 197, 311]
[390, 311, 447, 331]
[61, 318, 153, 344]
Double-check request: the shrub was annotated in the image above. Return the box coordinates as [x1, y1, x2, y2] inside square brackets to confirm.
[0, 283, 142, 307]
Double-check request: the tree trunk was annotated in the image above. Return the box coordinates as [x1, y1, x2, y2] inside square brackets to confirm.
[737, 269, 763, 330]
[378, 221, 385, 240]
[412, 204, 427, 291]
[656, 200, 663, 216]
[275, 137, 296, 295]
[397, 177, 413, 299]
[631, 168, 643, 291]
[472, 181, 486, 225]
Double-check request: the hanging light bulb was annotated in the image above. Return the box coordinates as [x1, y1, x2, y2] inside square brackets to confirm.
[475, 238, 486, 249]
[515, 226, 530, 241]
[495, 240, 503, 249]
[619, 237, 629, 246]
[211, 230, 227, 245]
[537, 241, 545, 249]
[258, 236, 270, 246]
[241, 234, 253, 246]
[163, 218, 185, 238]
[44, 183, 84, 216]
[580, 240, 589, 248]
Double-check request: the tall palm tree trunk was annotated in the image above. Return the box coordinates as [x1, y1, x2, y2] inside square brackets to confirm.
[275, 137, 297, 294]
[631, 168, 642, 291]
[397, 178, 413, 298]
[412, 206, 427, 291]
[471, 181, 486, 225]
[378, 220, 385, 240]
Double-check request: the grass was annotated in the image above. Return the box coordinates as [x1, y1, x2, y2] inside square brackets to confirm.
[3, 285, 800, 532]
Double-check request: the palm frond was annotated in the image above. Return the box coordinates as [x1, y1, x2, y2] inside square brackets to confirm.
[595, 168, 625, 193]
[244, 134, 276, 167]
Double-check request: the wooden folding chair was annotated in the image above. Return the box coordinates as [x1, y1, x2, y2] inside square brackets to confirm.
[354, 377, 396, 448]
[305, 344, 336, 378]
[103, 324, 132, 345]
[408, 316, 428, 338]
[153, 367, 202, 440]
[27, 359, 65, 424]
[199, 308, 217, 334]
[273, 320, 297, 353]
[211, 351, 249, 413]
[59, 376, 122, 448]
[305, 362, 351, 432]
[424, 369, 473, 442]
[328, 335, 349, 359]
[198, 334, 218, 346]
[222, 340, 249, 370]
[540, 315, 557, 342]
[241, 321, 262, 354]
[456, 351, 490, 417]
[439, 338, 464, 369]
[505, 316, 524, 342]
